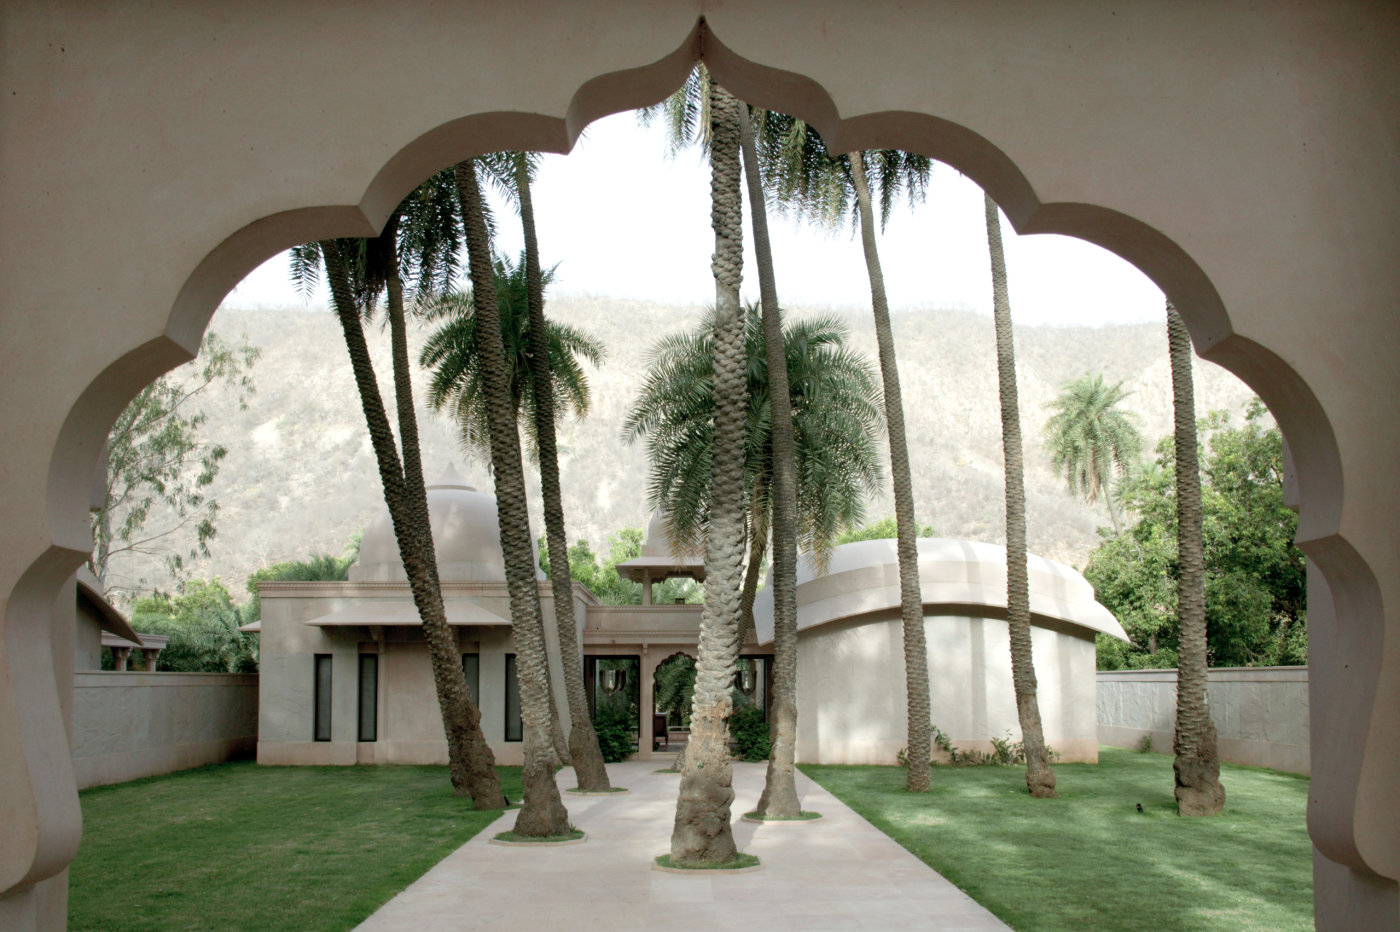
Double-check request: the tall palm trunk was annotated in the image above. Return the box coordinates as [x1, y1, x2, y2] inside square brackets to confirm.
[1168, 302, 1225, 816]
[515, 154, 612, 791]
[671, 83, 749, 864]
[850, 154, 932, 792]
[739, 102, 802, 819]
[454, 162, 570, 835]
[320, 238, 502, 807]
[984, 194, 1056, 798]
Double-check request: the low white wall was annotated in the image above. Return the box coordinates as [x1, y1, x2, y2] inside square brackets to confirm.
[72, 672, 259, 788]
[1096, 667, 1309, 775]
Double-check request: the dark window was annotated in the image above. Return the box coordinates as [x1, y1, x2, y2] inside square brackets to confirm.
[358, 654, 378, 742]
[504, 654, 522, 742]
[462, 653, 480, 708]
[313, 654, 332, 742]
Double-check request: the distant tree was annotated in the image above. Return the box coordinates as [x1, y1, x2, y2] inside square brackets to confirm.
[91, 332, 258, 598]
[243, 551, 355, 625]
[539, 531, 700, 606]
[1088, 398, 1304, 670]
[1043, 373, 1144, 534]
[834, 516, 933, 545]
[118, 579, 258, 673]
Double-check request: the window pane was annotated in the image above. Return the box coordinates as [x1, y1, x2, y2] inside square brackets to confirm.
[314, 654, 332, 742]
[505, 654, 522, 742]
[462, 653, 480, 708]
[358, 654, 377, 742]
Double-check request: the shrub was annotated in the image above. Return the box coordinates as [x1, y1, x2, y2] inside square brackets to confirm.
[728, 705, 771, 762]
[591, 698, 634, 763]
[897, 725, 1058, 767]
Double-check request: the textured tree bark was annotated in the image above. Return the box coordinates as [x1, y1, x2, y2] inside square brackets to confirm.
[984, 194, 1056, 799]
[850, 156, 932, 793]
[739, 101, 802, 819]
[515, 154, 611, 792]
[454, 164, 571, 836]
[1168, 302, 1225, 817]
[321, 239, 502, 808]
[670, 83, 748, 864]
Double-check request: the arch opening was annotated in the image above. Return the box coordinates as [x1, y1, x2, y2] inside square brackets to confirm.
[4, 12, 1392, 926]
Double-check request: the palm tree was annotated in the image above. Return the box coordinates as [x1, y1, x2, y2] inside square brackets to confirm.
[1167, 301, 1225, 816]
[758, 116, 934, 792]
[420, 256, 601, 457]
[738, 100, 802, 819]
[454, 159, 570, 836]
[511, 151, 614, 792]
[1043, 373, 1143, 534]
[290, 229, 503, 808]
[984, 193, 1056, 798]
[669, 80, 749, 866]
[623, 309, 882, 581]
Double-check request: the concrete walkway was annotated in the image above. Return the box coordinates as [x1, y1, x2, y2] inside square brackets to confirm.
[356, 760, 1011, 931]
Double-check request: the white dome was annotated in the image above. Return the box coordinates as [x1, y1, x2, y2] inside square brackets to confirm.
[348, 464, 541, 584]
[752, 537, 1126, 645]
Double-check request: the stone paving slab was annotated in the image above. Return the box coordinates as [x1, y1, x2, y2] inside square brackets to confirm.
[355, 760, 1010, 931]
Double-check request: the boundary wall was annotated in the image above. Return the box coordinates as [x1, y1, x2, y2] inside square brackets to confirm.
[72, 673, 258, 789]
[1097, 667, 1308, 775]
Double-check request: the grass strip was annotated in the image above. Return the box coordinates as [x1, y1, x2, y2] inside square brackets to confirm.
[800, 747, 1311, 932]
[69, 762, 522, 932]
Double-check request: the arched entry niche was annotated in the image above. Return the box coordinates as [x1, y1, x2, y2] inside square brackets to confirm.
[2, 8, 1396, 930]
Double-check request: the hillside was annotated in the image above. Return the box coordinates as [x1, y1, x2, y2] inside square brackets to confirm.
[103, 297, 1260, 600]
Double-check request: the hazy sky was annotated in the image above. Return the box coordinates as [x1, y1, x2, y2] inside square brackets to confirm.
[229, 110, 1165, 327]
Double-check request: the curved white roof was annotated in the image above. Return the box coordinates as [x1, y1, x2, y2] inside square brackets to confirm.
[349, 464, 541, 584]
[752, 537, 1127, 645]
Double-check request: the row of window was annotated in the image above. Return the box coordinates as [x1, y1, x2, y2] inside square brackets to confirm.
[313, 652, 522, 743]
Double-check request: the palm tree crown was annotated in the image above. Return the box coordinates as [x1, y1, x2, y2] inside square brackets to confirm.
[1043, 373, 1144, 532]
[419, 252, 603, 459]
[623, 305, 884, 567]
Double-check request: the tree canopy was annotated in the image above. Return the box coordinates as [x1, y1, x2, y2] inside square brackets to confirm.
[92, 332, 259, 598]
[623, 304, 884, 566]
[1087, 399, 1305, 669]
[539, 529, 701, 606]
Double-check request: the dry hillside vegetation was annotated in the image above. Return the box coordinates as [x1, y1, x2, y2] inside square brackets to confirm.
[106, 298, 1258, 598]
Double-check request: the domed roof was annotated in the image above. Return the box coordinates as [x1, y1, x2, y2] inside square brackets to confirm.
[752, 537, 1126, 645]
[616, 511, 706, 582]
[348, 464, 541, 584]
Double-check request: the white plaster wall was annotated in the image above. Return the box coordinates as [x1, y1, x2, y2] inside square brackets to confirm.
[256, 582, 571, 769]
[71, 673, 257, 789]
[796, 612, 1099, 765]
[1097, 667, 1310, 775]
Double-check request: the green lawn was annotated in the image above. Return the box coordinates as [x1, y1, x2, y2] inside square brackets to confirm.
[801, 748, 1312, 932]
[70, 763, 522, 932]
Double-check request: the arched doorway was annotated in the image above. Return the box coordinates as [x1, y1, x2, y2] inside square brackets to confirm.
[2, 8, 1396, 928]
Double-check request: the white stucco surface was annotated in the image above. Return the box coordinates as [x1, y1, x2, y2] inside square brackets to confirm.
[1097, 667, 1310, 775]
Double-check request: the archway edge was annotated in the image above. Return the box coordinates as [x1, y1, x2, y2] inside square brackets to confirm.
[2, 5, 1395, 918]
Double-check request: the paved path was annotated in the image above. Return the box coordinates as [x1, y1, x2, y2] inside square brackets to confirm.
[356, 760, 1011, 931]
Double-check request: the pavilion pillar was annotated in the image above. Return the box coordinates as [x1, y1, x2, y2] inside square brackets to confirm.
[110, 646, 131, 672]
[140, 648, 160, 672]
[639, 644, 655, 760]
[640, 571, 652, 606]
